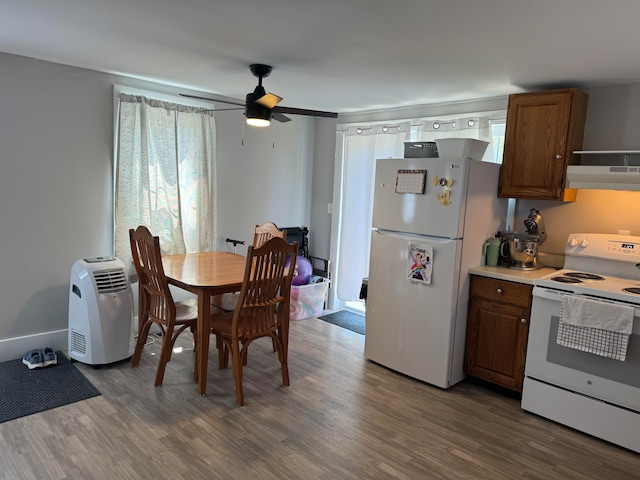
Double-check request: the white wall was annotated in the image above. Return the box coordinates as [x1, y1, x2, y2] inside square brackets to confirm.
[0, 52, 324, 361]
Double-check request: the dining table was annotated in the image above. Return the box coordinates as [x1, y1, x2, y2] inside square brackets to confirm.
[161, 251, 247, 395]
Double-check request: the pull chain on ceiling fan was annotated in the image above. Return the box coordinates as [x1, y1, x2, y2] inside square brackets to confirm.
[181, 64, 338, 127]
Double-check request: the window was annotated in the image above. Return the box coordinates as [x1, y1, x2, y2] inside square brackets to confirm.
[113, 90, 217, 271]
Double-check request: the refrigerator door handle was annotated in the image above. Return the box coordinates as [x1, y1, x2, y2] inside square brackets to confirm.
[374, 229, 459, 244]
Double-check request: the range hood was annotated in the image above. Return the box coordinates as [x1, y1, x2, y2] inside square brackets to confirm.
[565, 151, 640, 191]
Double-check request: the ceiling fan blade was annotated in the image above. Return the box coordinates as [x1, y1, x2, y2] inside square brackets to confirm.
[255, 93, 283, 109]
[273, 106, 338, 119]
[272, 111, 292, 123]
[203, 107, 244, 113]
[179, 93, 245, 107]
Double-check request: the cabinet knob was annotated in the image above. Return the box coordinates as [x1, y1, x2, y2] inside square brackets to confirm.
[555, 154, 562, 159]
[496, 288, 503, 294]
[521, 318, 527, 324]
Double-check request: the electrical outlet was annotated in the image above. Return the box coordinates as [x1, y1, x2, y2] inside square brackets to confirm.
[327, 203, 333, 214]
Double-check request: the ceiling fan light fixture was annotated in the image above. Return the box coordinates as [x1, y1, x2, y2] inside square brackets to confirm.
[245, 103, 272, 127]
[246, 116, 271, 127]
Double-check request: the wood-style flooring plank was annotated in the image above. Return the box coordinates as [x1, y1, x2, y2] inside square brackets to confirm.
[1, 317, 639, 479]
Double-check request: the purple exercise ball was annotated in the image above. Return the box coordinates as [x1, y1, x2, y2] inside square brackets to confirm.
[292, 256, 312, 286]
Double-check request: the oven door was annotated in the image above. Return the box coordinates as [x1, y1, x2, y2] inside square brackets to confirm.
[525, 286, 640, 412]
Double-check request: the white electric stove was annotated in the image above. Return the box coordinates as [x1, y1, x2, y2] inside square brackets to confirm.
[522, 233, 640, 453]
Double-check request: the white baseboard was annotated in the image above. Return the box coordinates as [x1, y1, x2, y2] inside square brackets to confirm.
[0, 329, 69, 363]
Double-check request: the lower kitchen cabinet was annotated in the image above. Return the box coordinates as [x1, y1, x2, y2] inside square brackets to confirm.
[464, 275, 532, 392]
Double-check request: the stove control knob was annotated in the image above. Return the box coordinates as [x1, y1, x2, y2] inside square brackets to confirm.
[568, 238, 578, 247]
[580, 239, 590, 247]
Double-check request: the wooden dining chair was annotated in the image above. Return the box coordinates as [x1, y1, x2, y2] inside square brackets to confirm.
[211, 222, 287, 312]
[253, 222, 287, 249]
[210, 237, 298, 405]
[129, 225, 203, 386]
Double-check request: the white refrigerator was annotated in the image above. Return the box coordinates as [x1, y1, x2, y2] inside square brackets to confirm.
[364, 150, 507, 388]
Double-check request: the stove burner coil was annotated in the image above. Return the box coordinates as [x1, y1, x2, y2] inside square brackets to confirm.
[563, 272, 606, 281]
[550, 276, 583, 284]
[622, 287, 640, 295]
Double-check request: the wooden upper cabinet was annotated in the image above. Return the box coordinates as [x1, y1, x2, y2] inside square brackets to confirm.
[498, 88, 588, 201]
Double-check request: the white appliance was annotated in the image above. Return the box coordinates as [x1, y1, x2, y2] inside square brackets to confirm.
[566, 164, 640, 191]
[565, 150, 640, 191]
[522, 233, 640, 453]
[364, 139, 507, 388]
[68, 256, 134, 365]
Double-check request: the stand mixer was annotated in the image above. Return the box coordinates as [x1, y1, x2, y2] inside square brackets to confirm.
[503, 209, 547, 270]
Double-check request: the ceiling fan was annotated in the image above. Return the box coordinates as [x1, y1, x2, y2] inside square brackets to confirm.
[180, 64, 338, 127]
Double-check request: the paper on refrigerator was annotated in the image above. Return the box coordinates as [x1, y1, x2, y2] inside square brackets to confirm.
[407, 244, 432, 284]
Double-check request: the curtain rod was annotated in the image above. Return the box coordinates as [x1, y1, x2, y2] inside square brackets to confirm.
[337, 115, 507, 133]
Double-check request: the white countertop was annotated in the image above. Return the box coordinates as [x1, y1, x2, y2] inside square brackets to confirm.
[469, 265, 558, 285]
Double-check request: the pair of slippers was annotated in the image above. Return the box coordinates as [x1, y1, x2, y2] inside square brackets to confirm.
[22, 348, 57, 370]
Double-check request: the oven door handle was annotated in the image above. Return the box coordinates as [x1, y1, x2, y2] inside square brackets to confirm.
[532, 286, 570, 302]
[533, 286, 640, 316]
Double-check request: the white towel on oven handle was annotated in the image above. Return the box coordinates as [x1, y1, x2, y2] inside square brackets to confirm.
[558, 294, 634, 361]
[561, 295, 634, 334]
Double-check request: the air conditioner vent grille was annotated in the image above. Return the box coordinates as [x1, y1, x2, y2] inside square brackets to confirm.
[70, 329, 87, 355]
[92, 268, 129, 294]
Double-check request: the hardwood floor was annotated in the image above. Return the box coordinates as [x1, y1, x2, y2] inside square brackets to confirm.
[1, 318, 639, 479]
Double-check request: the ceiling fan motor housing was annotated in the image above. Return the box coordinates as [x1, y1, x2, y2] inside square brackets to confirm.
[245, 102, 271, 124]
[249, 64, 272, 79]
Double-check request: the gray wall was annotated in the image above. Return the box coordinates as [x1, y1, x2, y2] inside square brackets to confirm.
[515, 83, 640, 266]
[3, 48, 640, 361]
[0, 53, 115, 358]
[335, 84, 640, 270]
[0, 52, 330, 361]
[309, 118, 338, 261]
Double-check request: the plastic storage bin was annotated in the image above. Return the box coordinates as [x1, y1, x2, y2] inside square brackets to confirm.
[434, 138, 488, 160]
[290, 279, 329, 320]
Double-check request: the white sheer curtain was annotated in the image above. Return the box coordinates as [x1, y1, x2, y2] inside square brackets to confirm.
[114, 93, 216, 270]
[336, 123, 410, 301]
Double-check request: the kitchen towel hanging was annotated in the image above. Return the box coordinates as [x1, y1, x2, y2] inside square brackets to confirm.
[557, 295, 634, 361]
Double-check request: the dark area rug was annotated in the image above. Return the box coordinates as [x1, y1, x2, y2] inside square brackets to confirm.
[317, 310, 366, 335]
[0, 351, 100, 423]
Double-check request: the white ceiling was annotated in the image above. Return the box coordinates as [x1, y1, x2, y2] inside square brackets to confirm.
[3, 0, 640, 115]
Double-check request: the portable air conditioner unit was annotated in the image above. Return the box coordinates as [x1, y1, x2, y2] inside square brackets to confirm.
[68, 256, 134, 365]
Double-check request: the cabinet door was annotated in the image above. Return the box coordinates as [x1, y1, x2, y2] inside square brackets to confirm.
[465, 297, 530, 391]
[498, 88, 588, 200]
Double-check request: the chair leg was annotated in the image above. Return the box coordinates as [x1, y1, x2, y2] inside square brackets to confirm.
[192, 326, 200, 382]
[230, 341, 244, 406]
[242, 339, 249, 365]
[193, 338, 199, 382]
[272, 332, 290, 387]
[154, 325, 174, 387]
[216, 335, 229, 369]
[131, 320, 153, 367]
